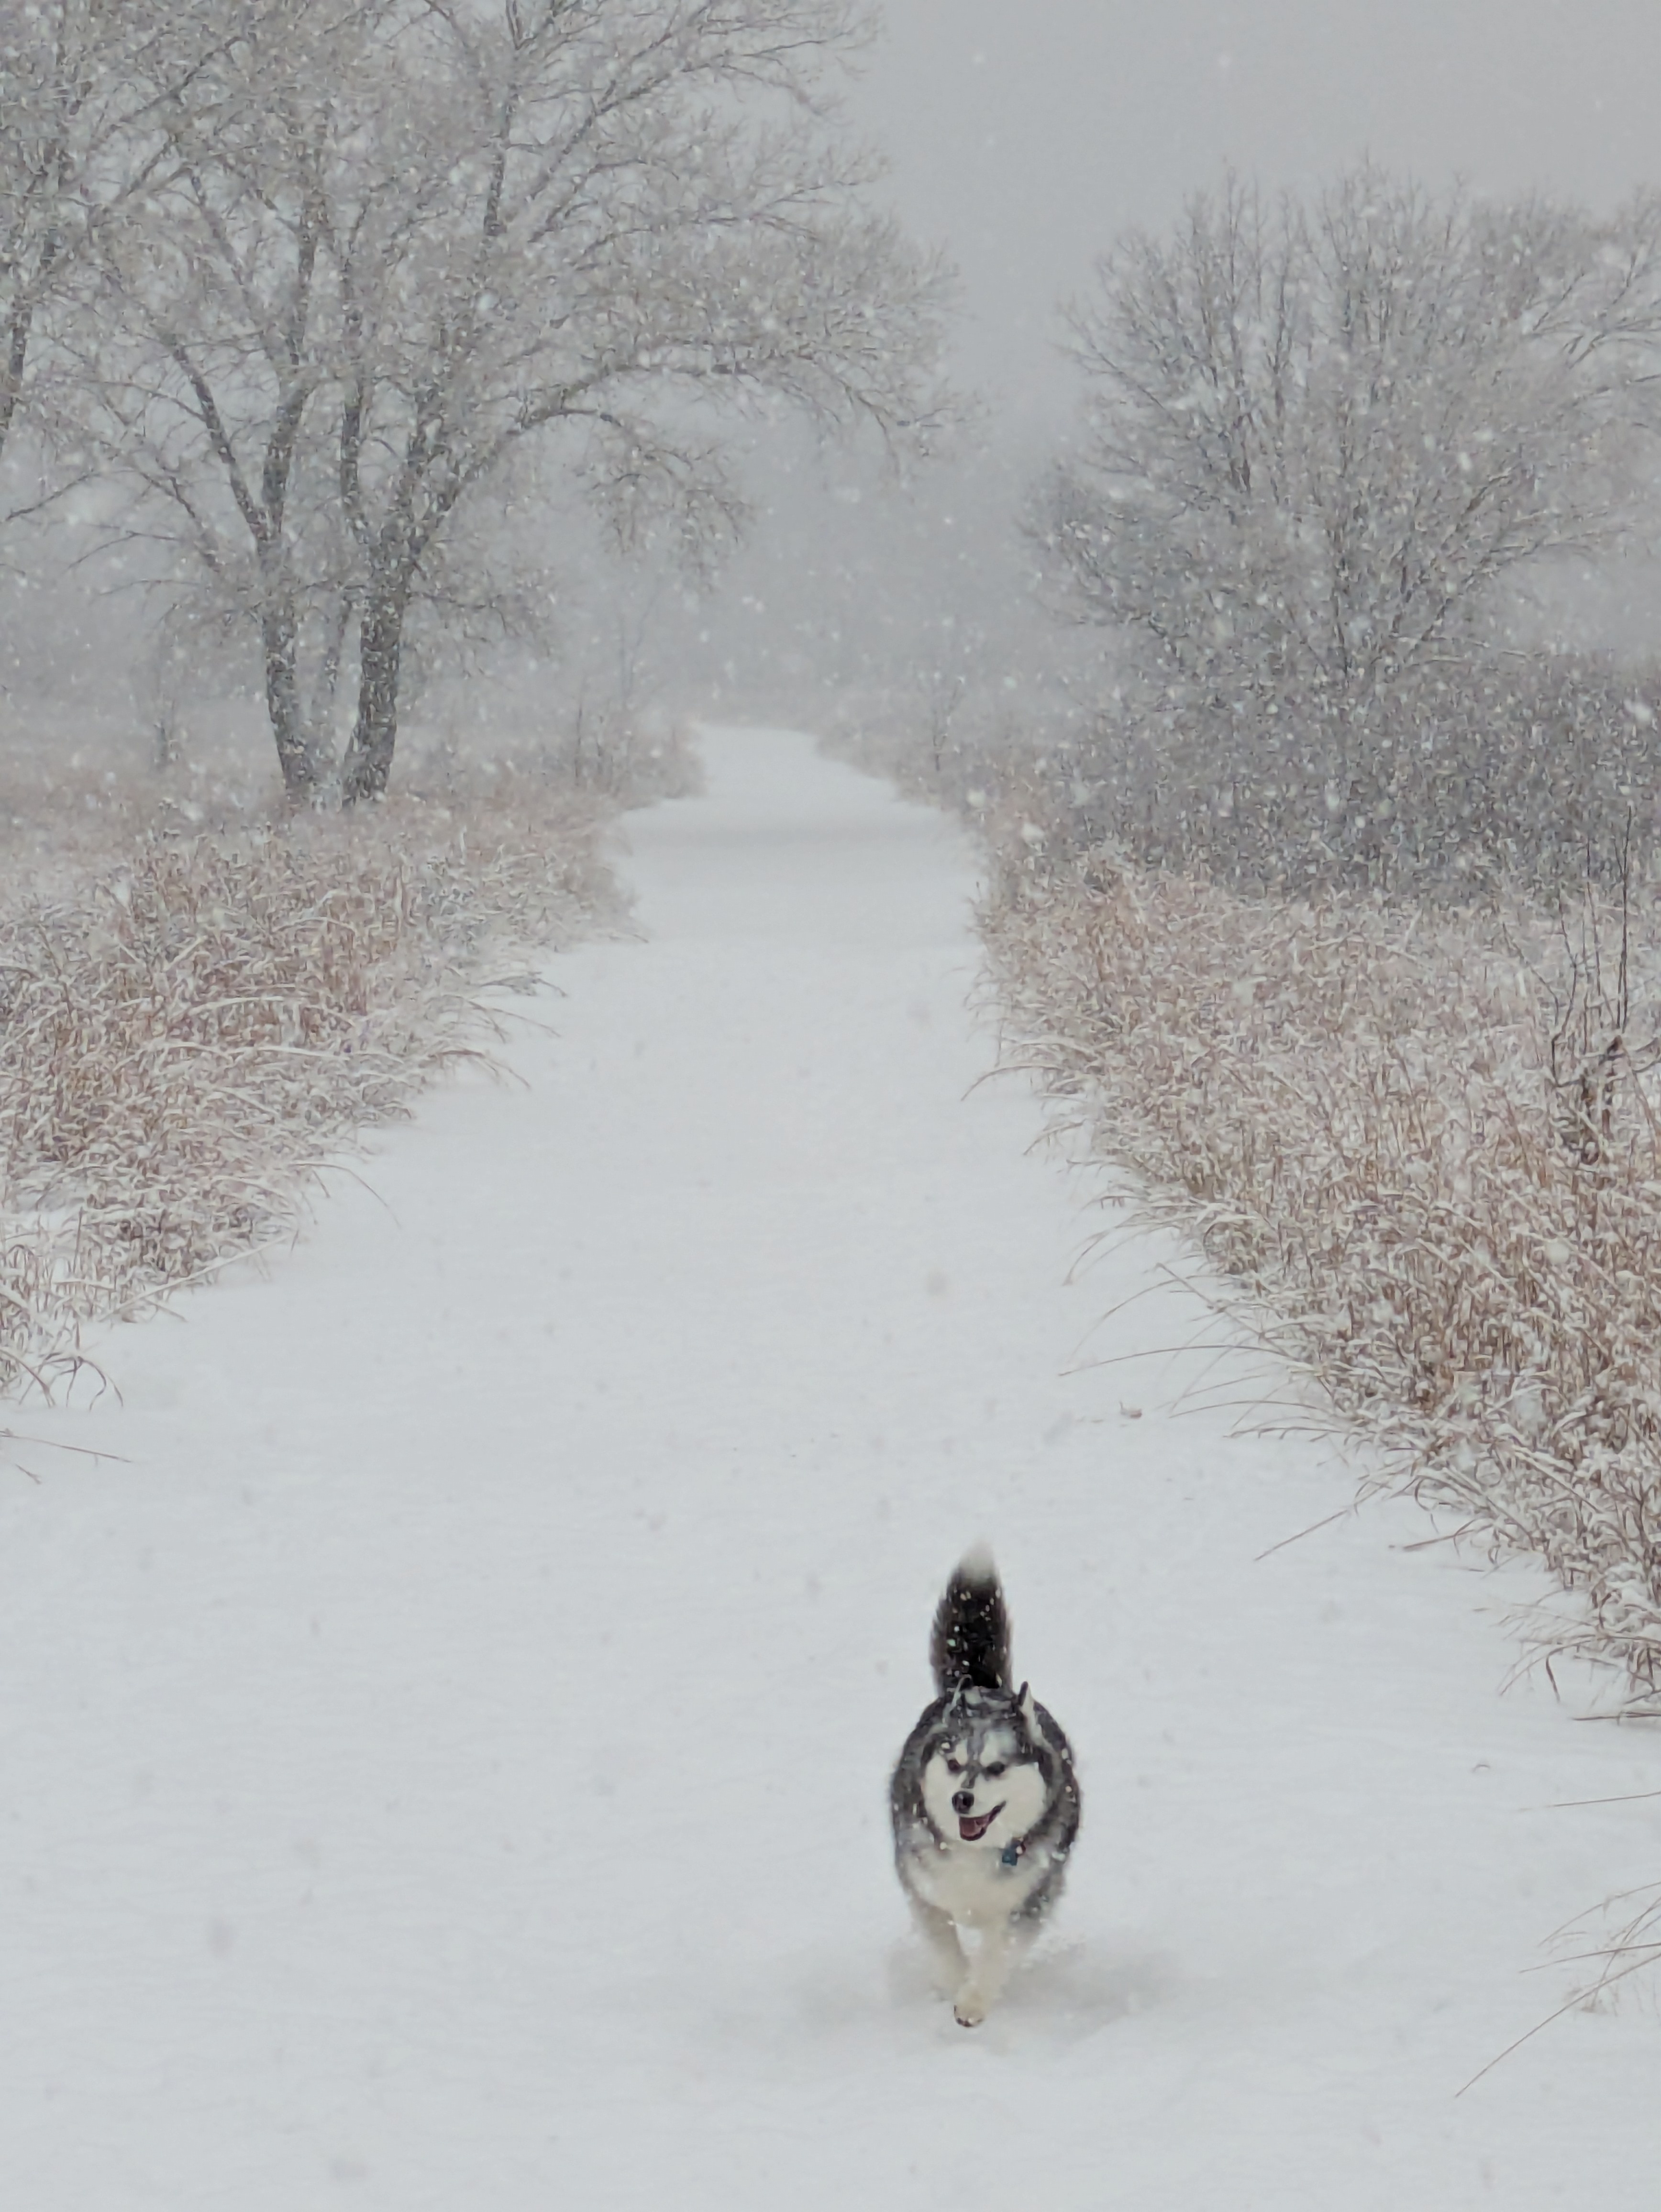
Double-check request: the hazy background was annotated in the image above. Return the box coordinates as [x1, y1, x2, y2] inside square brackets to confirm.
[859, 0, 1661, 411]
[677, 0, 1661, 708]
[12, 0, 1661, 767]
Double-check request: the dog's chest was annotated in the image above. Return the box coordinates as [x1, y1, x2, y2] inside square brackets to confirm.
[907, 1839, 1043, 1927]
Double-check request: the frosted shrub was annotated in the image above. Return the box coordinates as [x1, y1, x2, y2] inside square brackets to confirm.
[820, 675, 1100, 833]
[1061, 655, 1661, 900]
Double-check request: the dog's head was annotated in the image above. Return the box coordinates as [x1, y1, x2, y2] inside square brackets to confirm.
[920, 1681, 1052, 1849]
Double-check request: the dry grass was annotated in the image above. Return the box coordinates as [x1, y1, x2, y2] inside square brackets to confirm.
[982, 841, 1661, 1699]
[0, 780, 615, 1398]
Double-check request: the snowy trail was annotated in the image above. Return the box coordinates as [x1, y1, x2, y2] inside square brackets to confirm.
[3, 728, 1659, 2208]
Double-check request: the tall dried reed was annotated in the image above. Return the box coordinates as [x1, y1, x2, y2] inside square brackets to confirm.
[982, 843, 1661, 1697]
[0, 786, 611, 1397]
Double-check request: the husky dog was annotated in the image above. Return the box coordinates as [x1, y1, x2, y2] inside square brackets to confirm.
[890, 1546, 1081, 2027]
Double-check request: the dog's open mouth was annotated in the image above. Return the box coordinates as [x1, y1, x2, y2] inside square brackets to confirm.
[958, 1804, 1005, 1843]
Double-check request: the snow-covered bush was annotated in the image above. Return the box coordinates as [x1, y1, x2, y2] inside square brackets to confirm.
[1062, 653, 1661, 899]
[819, 664, 1101, 831]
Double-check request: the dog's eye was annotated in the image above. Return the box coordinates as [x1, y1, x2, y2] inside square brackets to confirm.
[983, 1762, 1006, 1779]
[944, 1759, 963, 1775]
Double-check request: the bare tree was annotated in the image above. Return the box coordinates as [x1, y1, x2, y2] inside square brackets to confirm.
[1, 0, 103, 465]
[0, 2, 207, 496]
[1034, 168, 1661, 885]
[66, 2, 397, 799]
[70, 0, 952, 804]
[327, 0, 952, 801]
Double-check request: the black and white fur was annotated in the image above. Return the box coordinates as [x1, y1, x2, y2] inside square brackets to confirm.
[890, 1546, 1081, 2027]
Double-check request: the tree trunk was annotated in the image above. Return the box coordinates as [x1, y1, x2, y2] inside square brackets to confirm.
[263, 597, 332, 804]
[340, 578, 410, 804]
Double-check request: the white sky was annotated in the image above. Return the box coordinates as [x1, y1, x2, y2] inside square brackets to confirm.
[853, 0, 1661, 416]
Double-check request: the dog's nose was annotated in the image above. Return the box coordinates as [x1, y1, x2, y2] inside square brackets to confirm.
[952, 1790, 975, 1816]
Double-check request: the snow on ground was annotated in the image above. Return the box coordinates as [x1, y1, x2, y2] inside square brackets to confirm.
[2, 727, 1659, 2209]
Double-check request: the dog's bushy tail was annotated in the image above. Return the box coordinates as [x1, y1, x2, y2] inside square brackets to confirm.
[930, 1544, 1010, 1693]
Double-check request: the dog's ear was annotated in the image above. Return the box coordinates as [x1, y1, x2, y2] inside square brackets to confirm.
[1018, 1681, 1048, 1747]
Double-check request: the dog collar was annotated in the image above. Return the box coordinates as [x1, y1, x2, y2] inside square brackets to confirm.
[1000, 1839, 1025, 1869]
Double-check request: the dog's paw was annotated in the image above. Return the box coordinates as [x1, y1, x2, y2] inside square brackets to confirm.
[953, 1992, 988, 2029]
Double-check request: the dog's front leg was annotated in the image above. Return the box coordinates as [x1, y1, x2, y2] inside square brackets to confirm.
[908, 1897, 965, 1993]
[953, 1917, 1027, 2029]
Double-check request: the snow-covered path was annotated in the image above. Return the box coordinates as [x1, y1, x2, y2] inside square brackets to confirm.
[3, 729, 1658, 2208]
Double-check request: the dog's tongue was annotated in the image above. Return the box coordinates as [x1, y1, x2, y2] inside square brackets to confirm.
[958, 1808, 999, 1842]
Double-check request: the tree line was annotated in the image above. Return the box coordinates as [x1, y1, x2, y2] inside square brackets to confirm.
[10, 7, 1661, 879]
